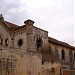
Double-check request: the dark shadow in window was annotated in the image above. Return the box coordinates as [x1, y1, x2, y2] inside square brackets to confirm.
[62, 50, 65, 60]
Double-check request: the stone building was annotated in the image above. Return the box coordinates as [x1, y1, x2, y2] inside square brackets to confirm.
[0, 14, 75, 75]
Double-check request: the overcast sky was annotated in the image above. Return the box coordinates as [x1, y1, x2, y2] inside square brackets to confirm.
[0, 0, 74, 46]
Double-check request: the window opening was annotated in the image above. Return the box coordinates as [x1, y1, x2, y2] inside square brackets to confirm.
[62, 50, 65, 60]
[5, 39, 9, 46]
[0, 36, 2, 45]
[18, 39, 23, 46]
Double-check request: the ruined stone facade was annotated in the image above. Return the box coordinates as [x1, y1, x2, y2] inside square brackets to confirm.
[0, 14, 75, 75]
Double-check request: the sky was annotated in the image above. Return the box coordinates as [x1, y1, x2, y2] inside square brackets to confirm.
[0, 0, 74, 46]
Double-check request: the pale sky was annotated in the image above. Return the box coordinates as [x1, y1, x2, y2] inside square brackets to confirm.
[0, 0, 74, 46]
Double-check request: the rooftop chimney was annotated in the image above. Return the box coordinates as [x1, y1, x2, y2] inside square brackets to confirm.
[0, 14, 4, 21]
[24, 19, 35, 26]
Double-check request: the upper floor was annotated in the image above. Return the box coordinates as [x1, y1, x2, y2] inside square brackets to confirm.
[0, 14, 48, 52]
[0, 14, 75, 70]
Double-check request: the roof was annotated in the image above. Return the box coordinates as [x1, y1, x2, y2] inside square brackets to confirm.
[0, 16, 74, 50]
[3, 21, 74, 50]
[33, 26, 48, 33]
[0, 14, 19, 29]
[14, 25, 26, 31]
[48, 37, 75, 49]
[3, 21, 19, 29]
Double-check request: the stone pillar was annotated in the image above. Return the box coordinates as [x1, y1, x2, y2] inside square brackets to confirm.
[25, 19, 35, 52]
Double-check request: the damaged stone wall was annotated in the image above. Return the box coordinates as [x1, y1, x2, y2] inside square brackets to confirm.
[0, 49, 16, 75]
[0, 18, 61, 75]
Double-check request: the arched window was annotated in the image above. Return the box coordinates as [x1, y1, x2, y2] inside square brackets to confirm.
[18, 39, 23, 47]
[62, 50, 65, 60]
[5, 39, 9, 46]
[0, 36, 3, 45]
[36, 37, 42, 49]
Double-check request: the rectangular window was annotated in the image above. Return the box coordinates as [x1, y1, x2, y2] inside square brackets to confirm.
[74, 53, 75, 61]
[0, 39, 2, 45]
[49, 46, 52, 54]
[62, 50, 65, 60]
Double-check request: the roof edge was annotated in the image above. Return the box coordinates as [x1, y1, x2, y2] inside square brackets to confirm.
[48, 37, 75, 49]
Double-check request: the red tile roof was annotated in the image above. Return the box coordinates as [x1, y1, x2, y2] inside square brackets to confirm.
[3, 21, 19, 29]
